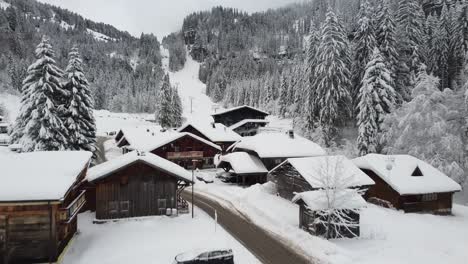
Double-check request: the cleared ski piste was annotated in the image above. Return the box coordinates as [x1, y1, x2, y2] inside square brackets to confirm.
[61, 210, 260, 264]
[195, 173, 468, 264]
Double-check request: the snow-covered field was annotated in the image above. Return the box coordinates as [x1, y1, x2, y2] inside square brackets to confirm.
[62, 210, 260, 264]
[195, 171, 468, 264]
[94, 110, 155, 136]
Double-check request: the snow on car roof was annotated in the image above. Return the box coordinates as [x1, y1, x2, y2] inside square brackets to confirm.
[87, 151, 192, 183]
[211, 105, 269, 116]
[141, 132, 222, 152]
[0, 151, 92, 202]
[229, 119, 270, 130]
[178, 121, 241, 142]
[218, 152, 268, 174]
[352, 154, 462, 195]
[231, 132, 326, 158]
[175, 248, 232, 262]
[292, 189, 367, 211]
[274, 156, 375, 188]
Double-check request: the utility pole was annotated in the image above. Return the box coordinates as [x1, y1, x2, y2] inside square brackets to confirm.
[189, 96, 194, 114]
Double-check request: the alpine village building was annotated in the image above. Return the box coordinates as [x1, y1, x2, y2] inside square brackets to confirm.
[0, 151, 92, 264]
[211, 105, 270, 137]
[268, 155, 374, 238]
[87, 151, 193, 220]
[177, 122, 241, 152]
[353, 154, 462, 214]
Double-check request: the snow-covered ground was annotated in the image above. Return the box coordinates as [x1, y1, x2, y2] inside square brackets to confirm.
[62, 210, 260, 264]
[195, 170, 468, 264]
[94, 110, 155, 136]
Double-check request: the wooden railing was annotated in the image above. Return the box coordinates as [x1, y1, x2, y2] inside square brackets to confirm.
[59, 190, 86, 223]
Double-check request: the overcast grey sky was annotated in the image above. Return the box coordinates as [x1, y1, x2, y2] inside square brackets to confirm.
[38, 0, 301, 39]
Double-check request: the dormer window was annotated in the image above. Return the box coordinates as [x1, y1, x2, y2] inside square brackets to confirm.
[411, 166, 423, 177]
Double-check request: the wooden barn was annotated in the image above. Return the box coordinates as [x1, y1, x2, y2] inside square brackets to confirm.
[353, 154, 462, 214]
[216, 152, 268, 186]
[268, 156, 375, 200]
[211, 105, 269, 127]
[229, 119, 269, 137]
[178, 122, 241, 151]
[87, 151, 193, 220]
[144, 132, 222, 169]
[228, 131, 326, 170]
[292, 189, 367, 238]
[0, 151, 92, 264]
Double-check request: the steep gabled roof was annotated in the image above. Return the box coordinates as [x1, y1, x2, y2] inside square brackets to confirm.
[217, 152, 268, 174]
[211, 105, 269, 117]
[88, 151, 192, 183]
[292, 189, 367, 211]
[142, 132, 222, 152]
[270, 155, 374, 188]
[0, 151, 92, 202]
[353, 154, 462, 195]
[178, 122, 241, 142]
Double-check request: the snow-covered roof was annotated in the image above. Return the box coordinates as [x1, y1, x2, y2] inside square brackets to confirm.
[229, 119, 270, 130]
[211, 105, 269, 116]
[141, 132, 222, 152]
[117, 126, 176, 150]
[178, 122, 241, 143]
[88, 151, 192, 183]
[352, 154, 462, 195]
[274, 156, 375, 188]
[218, 152, 268, 174]
[0, 151, 92, 202]
[231, 132, 326, 158]
[292, 189, 367, 211]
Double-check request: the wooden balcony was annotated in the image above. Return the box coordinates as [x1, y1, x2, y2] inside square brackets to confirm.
[59, 190, 86, 223]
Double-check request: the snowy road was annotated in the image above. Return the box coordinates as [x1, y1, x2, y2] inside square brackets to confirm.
[182, 191, 314, 264]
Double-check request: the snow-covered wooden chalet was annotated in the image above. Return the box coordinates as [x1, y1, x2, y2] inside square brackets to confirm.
[0, 151, 92, 263]
[87, 151, 193, 220]
[211, 105, 269, 136]
[178, 121, 241, 151]
[216, 152, 269, 185]
[353, 154, 462, 214]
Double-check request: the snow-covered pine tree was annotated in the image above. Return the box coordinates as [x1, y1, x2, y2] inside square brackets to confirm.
[376, 0, 401, 102]
[171, 86, 183, 127]
[313, 10, 352, 145]
[12, 36, 69, 151]
[357, 48, 396, 155]
[157, 74, 174, 128]
[431, 5, 450, 89]
[63, 46, 96, 152]
[278, 71, 289, 118]
[304, 29, 320, 134]
[351, 0, 376, 110]
[447, 4, 465, 88]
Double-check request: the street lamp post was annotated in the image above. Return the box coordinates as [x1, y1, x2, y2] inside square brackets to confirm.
[191, 159, 198, 219]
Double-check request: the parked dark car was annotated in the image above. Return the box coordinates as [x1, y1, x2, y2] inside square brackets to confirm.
[174, 249, 234, 264]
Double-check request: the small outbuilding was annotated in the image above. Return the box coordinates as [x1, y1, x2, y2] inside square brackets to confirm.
[268, 155, 375, 200]
[87, 151, 193, 220]
[292, 189, 367, 238]
[228, 131, 327, 170]
[178, 122, 241, 151]
[0, 151, 92, 263]
[211, 105, 269, 127]
[216, 152, 268, 185]
[353, 154, 462, 214]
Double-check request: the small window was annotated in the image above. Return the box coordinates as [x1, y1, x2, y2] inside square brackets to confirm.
[174, 146, 180, 152]
[109, 201, 118, 215]
[275, 159, 282, 165]
[422, 193, 438, 202]
[411, 166, 423, 177]
[120, 201, 130, 213]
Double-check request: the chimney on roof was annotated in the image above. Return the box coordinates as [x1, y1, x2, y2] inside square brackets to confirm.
[211, 122, 216, 128]
[147, 129, 150, 132]
[287, 130, 294, 139]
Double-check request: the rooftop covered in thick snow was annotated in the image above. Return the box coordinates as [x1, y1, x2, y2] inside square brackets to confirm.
[87, 151, 193, 183]
[178, 121, 241, 143]
[116, 126, 177, 149]
[140, 132, 222, 152]
[292, 189, 367, 211]
[352, 154, 462, 195]
[271, 155, 375, 188]
[217, 152, 268, 174]
[0, 151, 92, 202]
[229, 119, 270, 130]
[229, 132, 326, 158]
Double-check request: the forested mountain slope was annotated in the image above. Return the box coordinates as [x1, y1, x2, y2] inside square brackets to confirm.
[0, 0, 164, 113]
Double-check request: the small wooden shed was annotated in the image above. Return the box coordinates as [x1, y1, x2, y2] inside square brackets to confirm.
[353, 154, 462, 214]
[216, 152, 268, 186]
[87, 151, 193, 220]
[0, 151, 92, 263]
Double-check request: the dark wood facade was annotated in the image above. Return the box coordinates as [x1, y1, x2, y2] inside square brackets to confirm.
[0, 169, 88, 264]
[92, 161, 190, 220]
[179, 125, 235, 152]
[212, 106, 269, 127]
[232, 121, 268, 137]
[150, 134, 220, 169]
[296, 201, 360, 239]
[361, 169, 455, 214]
[268, 163, 316, 200]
